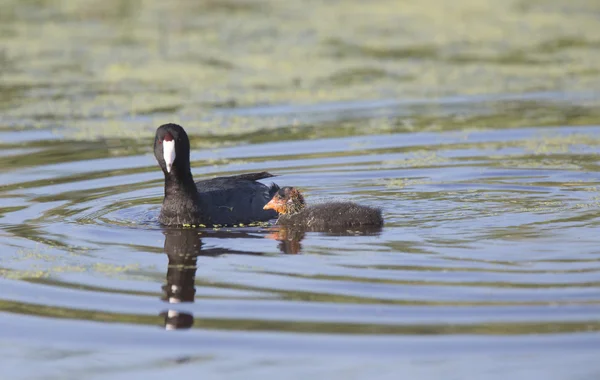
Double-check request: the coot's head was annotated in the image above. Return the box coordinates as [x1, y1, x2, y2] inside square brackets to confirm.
[154, 123, 191, 175]
[263, 186, 306, 215]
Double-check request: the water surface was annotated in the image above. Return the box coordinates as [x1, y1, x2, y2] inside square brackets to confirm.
[1, 1, 600, 379]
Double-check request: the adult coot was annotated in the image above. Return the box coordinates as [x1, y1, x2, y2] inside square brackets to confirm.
[154, 123, 279, 226]
[263, 187, 383, 229]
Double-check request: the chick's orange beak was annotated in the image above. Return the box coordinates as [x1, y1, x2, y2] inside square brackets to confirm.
[263, 198, 285, 213]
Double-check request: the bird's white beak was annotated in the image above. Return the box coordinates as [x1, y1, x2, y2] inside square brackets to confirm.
[163, 140, 176, 173]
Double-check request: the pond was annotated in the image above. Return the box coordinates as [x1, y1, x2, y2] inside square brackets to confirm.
[1, 0, 600, 378]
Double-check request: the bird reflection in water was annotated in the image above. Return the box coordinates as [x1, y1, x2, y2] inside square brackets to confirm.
[160, 225, 381, 330]
[265, 227, 306, 254]
[159, 227, 285, 330]
[160, 228, 200, 330]
[265, 225, 383, 255]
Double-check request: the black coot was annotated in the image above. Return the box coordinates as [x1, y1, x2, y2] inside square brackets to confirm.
[263, 187, 384, 229]
[154, 123, 279, 226]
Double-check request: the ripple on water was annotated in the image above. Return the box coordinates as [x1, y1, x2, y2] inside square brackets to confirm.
[1, 107, 600, 377]
[3, 0, 600, 375]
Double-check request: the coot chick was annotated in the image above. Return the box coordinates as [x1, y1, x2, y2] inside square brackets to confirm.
[263, 187, 383, 229]
[154, 123, 279, 226]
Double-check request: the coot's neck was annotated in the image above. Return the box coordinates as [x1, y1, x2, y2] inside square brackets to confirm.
[164, 166, 197, 199]
[275, 210, 303, 225]
[161, 166, 203, 225]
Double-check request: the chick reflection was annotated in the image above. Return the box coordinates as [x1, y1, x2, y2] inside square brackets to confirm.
[266, 227, 306, 254]
[265, 225, 383, 254]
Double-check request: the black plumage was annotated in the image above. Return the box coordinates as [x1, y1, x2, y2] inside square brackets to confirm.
[277, 202, 383, 229]
[154, 123, 279, 226]
[264, 187, 383, 229]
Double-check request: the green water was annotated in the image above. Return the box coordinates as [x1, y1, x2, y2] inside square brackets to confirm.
[1, 1, 600, 379]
